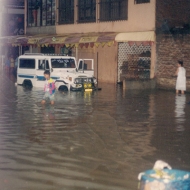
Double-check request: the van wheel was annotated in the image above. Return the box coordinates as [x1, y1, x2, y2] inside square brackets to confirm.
[59, 86, 68, 92]
[23, 80, 33, 88]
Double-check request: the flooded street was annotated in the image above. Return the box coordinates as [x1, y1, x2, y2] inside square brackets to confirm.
[0, 72, 190, 190]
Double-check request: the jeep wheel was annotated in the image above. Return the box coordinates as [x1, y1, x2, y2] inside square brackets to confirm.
[23, 80, 33, 88]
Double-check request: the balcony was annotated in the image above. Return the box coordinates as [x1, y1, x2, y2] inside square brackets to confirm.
[3, 0, 24, 9]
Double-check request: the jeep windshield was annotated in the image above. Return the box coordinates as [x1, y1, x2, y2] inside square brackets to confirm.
[51, 58, 75, 68]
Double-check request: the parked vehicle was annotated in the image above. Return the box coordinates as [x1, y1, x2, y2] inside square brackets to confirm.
[17, 53, 97, 91]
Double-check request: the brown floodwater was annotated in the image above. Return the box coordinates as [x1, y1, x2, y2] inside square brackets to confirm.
[0, 72, 190, 190]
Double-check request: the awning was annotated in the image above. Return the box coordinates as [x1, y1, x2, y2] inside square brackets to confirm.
[0, 31, 155, 48]
[0, 32, 118, 48]
[115, 31, 155, 42]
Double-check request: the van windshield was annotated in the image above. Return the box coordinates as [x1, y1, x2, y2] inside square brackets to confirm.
[51, 58, 75, 68]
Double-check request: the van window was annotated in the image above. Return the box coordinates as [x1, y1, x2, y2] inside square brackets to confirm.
[19, 59, 35, 69]
[51, 58, 75, 68]
[46, 61, 50, 69]
[78, 60, 92, 70]
[38, 60, 49, 70]
[78, 60, 83, 70]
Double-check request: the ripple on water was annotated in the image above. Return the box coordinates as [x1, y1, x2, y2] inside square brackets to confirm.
[0, 75, 190, 189]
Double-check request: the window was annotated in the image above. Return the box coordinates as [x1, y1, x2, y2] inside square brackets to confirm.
[59, 0, 74, 24]
[51, 59, 75, 68]
[41, 0, 55, 26]
[19, 59, 35, 69]
[100, 0, 128, 21]
[135, 0, 150, 4]
[78, 61, 93, 70]
[27, 0, 55, 27]
[38, 60, 49, 70]
[78, 0, 96, 23]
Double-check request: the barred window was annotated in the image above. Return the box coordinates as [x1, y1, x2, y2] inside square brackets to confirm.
[135, 0, 150, 4]
[59, 0, 74, 24]
[42, 0, 56, 26]
[78, 0, 96, 23]
[27, 0, 55, 27]
[100, 0, 128, 22]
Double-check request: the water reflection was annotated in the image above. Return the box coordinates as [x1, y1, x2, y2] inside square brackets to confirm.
[42, 105, 55, 121]
[175, 95, 186, 131]
[116, 90, 157, 172]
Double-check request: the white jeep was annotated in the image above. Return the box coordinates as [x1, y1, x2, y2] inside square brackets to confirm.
[17, 53, 97, 91]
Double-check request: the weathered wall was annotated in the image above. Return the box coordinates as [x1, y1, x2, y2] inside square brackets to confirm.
[26, 26, 56, 35]
[56, 0, 156, 34]
[155, 0, 190, 91]
[156, 34, 190, 91]
[95, 45, 118, 84]
[123, 79, 156, 90]
[156, 0, 190, 30]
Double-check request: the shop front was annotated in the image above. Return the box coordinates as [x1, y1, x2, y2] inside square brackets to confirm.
[115, 31, 155, 83]
[0, 32, 118, 83]
[0, 31, 155, 85]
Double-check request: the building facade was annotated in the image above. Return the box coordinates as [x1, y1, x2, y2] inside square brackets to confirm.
[25, 0, 156, 84]
[1, 0, 190, 86]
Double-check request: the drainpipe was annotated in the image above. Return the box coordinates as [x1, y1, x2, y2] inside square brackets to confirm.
[0, 6, 2, 69]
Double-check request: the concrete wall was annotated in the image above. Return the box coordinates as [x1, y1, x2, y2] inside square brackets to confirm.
[26, 26, 56, 35]
[56, 0, 156, 34]
[123, 79, 156, 90]
[156, 34, 190, 91]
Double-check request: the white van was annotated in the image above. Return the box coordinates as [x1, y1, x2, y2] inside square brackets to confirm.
[17, 53, 96, 91]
